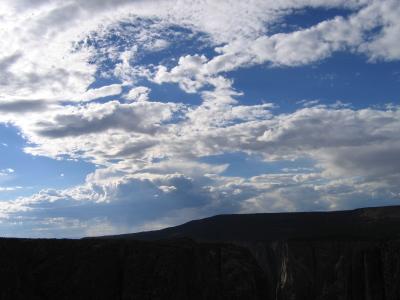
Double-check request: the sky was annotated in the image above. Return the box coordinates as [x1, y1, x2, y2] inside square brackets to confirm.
[0, 0, 400, 237]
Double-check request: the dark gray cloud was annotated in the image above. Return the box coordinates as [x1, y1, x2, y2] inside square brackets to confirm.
[0, 171, 228, 237]
[34, 101, 178, 138]
[0, 100, 48, 113]
[0, 53, 22, 86]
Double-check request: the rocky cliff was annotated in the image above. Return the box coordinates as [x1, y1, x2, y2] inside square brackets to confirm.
[241, 239, 400, 300]
[0, 238, 267, 299]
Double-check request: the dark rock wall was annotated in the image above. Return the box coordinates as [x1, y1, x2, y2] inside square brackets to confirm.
[1, 237, 399, 299]
[0, 238, 267, 300]
[240, 239, 400, 300]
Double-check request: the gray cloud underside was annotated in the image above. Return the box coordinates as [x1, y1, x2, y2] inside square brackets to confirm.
[34, 101, 179, 138]
[0, 100, 48, 113]
[2, 105, 400, 237]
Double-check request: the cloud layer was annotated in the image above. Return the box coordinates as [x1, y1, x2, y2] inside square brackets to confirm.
[0, 0, 400, 237]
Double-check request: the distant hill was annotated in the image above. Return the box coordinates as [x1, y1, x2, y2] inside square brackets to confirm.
[97, 205, 400, 242]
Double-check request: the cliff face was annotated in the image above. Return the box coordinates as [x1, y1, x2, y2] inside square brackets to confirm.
[243, 239, 400, 300]
[1, 237, 399, 299]
[0, 238, 267, 300]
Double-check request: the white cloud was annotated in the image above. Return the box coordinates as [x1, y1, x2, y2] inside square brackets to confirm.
[124, 86, 150, 102]
[297, 99, 320, 107]
[0, 186, 22, 192]
[80, 84, 123, 102]
[145, 0, 400, 89]
[0, 168, 15, 178]
[153, 54, 210, 93]
[0, 0, 397, 106]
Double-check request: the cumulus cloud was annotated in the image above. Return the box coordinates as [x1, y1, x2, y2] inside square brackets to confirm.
[0, 0, 398, 104]
[146, 0, 400, 90]
[2, 104, 400, 237]
[124, 86, 150, 102]
[33, 101, 179, 137]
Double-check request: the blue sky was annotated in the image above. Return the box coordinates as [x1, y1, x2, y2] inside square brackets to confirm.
[233, 53, 400, 110]
[0, 0, 400, 237]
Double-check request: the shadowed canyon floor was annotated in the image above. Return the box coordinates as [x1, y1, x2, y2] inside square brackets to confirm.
[1, 206, 400, 299]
